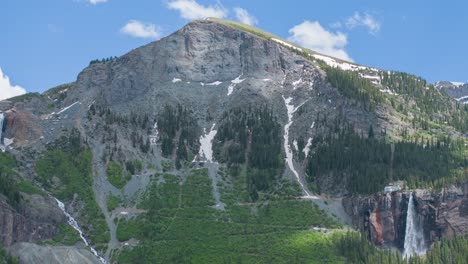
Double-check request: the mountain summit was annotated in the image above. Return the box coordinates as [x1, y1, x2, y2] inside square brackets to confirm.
[0, 19, 467, 263]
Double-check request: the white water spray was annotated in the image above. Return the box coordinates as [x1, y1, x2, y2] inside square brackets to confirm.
[0, 112, 4, 151]
[54, 198, 107, 263]
[403, 194, 426, 258]
[0, 112, 4, 138]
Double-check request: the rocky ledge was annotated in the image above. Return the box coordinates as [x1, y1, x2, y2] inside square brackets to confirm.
[342, 182, 468, 249]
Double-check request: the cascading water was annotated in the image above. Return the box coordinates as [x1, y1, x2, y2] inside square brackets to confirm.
[0, 111, 4, 144]
[403, 193, 426, 258]
[54, 198, 107, 264]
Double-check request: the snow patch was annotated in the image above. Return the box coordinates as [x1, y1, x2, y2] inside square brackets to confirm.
[172, 78, 181, 83]
[206, 81, 222, 86]
[313, 54, 369, 72]
[282, 95, 317, 198]
[227, 75, 245, 96]
[361, 74, 381, 85]
[456, 95, 468, 101]
[271, 38, 303, 52]
[262, 78, 271, 82]
[57, 101, 81, 115]
[293, 140, 298, 151]
[292, 78, 302, 90]
[450, 81, 465, 87]
[303, 137, 313, 158]
[380, 88, 398, 96]
[196, 123, 217, 162]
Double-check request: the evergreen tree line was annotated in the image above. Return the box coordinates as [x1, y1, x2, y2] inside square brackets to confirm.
[89, 56, 117, 65]
[306, 125, 467, 194]
[213, 106, 284, 199]
[324, 66, 384, 111]
[156, 104, 199, 169]
[88, 104, 153, 154]
[381, 71, 468, 132]
[0, 152, 21, 209]
[334, 231, 468, 264]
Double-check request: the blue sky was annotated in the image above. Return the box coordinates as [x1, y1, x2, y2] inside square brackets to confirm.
[1, 0, 467, 99]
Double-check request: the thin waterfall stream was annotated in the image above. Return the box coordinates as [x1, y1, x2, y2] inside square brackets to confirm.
[53, 197, 107, 263]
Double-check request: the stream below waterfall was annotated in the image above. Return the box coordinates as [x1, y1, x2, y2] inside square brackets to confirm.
[53, 198, 107, 264]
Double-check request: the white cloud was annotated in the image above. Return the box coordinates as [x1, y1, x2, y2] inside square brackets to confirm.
[120, 20, 161, 39]
[167, 0, 227, 20]
[85, 0, 107, 4]
[0, 67, 26, 101]
[234, 7, 258, 25]
[287, 21, 352, 61]
[345, 12, 381, 34]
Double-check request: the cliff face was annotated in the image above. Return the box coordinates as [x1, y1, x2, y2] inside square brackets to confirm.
[0, 194, 64, 247]
[343, 183, 468, 249]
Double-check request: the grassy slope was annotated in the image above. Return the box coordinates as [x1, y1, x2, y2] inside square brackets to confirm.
[115, 168, 344, 263]
[208, 18, 351, 64]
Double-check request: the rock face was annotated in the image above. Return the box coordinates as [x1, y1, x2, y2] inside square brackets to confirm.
[9, 242, 101, 264]
[0, 194, 64, 247]
[435, 81, 468, 104]
[343, 183, 468, 249]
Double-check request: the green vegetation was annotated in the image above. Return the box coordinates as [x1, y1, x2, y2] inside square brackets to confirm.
[50, 223, 82, 246]
[306, 126, 467, 194]
[107, 161, 130, 189]
[381, 72, 468, 133]
[0, 152, 21, 208]
[43, 82, 73, 101]
[210, 18, 285, 42]
[0, 244, 19, 264]
[116, 218, 143, 242]
[107, 194, 122, 211]
[89, 56, 117, 65]
[324, 66, 384, 111]
[35, 129, 110, 244]
[157, 104, 199, 169]
[6, 92, 41, 103]
[214, 106, 284, 200]
[334, 232, 468, 264]
[114, 168, 342, 263]
[17, 180, 45, 195]
[125, 160, 143, 175]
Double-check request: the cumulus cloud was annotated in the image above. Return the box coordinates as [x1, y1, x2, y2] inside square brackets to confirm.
[287, 21, 352, 61]
[345, 12, 381, 34]
[0, 68, 26, 101]
[167, 0, 227, 20]
[120, 20, 161, 39]
[234, 7, 258, 25]
[85, 0, 107, 4]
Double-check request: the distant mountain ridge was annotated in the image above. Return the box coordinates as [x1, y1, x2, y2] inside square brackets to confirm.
[435, 81, 468, 104]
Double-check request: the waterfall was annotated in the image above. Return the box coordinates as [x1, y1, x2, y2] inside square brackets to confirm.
[53, 198, 107, 264]
[0, 111, 4, 145]
[403, 193, 426, 258]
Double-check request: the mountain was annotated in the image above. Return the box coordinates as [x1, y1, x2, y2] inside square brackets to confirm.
[435, 81, 468, 104]
[0, 18, 467, 263]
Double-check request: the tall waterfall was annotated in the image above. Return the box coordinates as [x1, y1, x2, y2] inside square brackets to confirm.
[403, 193, 426, 258]
[0, 111, 4, 145]
[54, 198, 107, 264]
